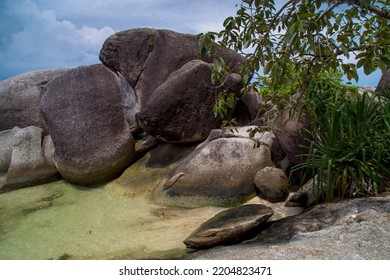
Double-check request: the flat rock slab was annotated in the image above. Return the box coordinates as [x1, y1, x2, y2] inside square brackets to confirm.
[185, 196, 390, 259]
[183, 204, 274, 249]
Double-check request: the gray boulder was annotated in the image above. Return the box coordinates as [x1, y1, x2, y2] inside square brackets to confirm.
[99, 28, 246, 107]
[219, 126, 285, 163]
[376, 69, 390, 98]
[254, 167, 290, 203]
[136, 60, 243, 142]
[0, 127, 21, 172]
[2, 126, 58, 192]
[184, 204, 274, 249]
[273, 108, 312, 165]
[40, 64, 136, 185]
[186, 196, 390, 259]
[154, 136, 273, 207]
[0, 69, 70, 133]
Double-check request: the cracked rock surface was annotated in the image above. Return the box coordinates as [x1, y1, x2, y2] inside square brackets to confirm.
[185, 196, 390, 259]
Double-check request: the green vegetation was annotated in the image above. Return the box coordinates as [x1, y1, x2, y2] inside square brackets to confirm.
[293, 73, 390, 201]
[200, 0, 390, 201]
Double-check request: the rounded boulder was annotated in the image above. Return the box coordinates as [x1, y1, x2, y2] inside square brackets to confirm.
[40, 64, 135, 185]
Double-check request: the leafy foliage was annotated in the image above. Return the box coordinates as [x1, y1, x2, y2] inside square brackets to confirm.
[199, 0, 390, 201]
[200, 0, 390, 95]
[293, 87, 390, 201]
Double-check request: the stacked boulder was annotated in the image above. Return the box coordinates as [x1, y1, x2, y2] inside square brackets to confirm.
[0, 27, 296, 211]
[40, 64, 136, 185]
[0, 28, 249, 189]
[0, 69, 69, 192]
[100, 28, 246, 142]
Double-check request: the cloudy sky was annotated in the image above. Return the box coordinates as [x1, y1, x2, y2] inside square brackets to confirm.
[0, 0, 382, 86]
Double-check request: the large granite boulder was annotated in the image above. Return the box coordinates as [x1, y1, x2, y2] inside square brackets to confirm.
[1, 126, 58, 192]
[136, 60, 242, 142]
[40, 64, 136, 185]
[153, 136, 274, 207]
[0, 69, 70, 133]
[376, 69, 390, 98]
[184, 204, 274, 249]
[99, 28, 246, 107]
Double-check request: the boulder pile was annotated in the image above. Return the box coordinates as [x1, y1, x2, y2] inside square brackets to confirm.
[1, 27, 388, 252]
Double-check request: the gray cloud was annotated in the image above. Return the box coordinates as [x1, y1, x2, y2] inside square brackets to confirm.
[0, 0, 240, 81]
[0, 0, 117, 80]
[0, 0, 380, 85]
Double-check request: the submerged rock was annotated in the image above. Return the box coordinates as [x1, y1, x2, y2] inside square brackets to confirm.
[184, 204, 274, 249]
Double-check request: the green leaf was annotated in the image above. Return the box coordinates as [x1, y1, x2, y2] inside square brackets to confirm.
[263, 61, 274, 74]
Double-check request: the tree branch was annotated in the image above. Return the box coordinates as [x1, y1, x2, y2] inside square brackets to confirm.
[343, 0, 390, 20]
[365, 4, 390, 20]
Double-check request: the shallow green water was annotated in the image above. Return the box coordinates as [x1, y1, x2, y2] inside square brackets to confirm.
[0, 178, 223, 260]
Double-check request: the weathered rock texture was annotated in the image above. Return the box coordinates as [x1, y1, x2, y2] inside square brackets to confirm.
[154, 137, 273, 207]
[99, 28, 246, 107]
[0, 127, 21, 172]
[136, 60, 242, 142]
[217, 126, 285, 163]
[2, 126, 58, 192]
[376, 69, 390, 98]
[273, 109, 312, 165]
[185, 196, 390, 259]
[184, 204, 274, 249]
[40, 64, 135, 185]
[254, 167, 289, 202]
[0, 69, 70, 133]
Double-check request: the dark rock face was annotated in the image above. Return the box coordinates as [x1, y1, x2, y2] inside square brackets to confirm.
[2, 126, 58, 192]
[376, 69, 390, 98]
[99, 28, 246, 107]
[273, 109, 312, 165]
[136, 60, 243, 142]
[185, 196, 390, 259]
[0, 69, 70, 133]
[184, 204, 274, 249]
[232, 91, 261, 125]
[40, 64, 135, 185]
[154, 137, 273, 207]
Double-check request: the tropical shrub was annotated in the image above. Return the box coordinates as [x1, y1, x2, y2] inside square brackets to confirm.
[292, 84, 390, 201]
